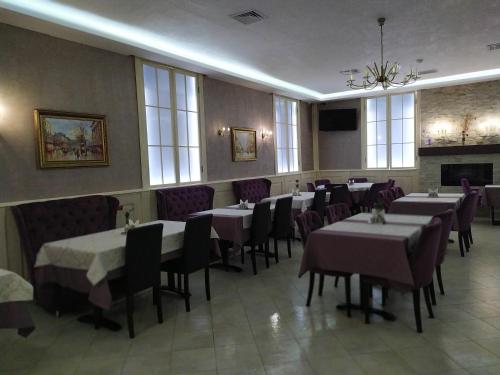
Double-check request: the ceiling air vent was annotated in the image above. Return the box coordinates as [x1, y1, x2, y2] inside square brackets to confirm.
[487, 43, 500, 51]
[230, 9, 267, 25]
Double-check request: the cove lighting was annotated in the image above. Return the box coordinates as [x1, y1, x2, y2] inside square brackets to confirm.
[2, 0, 500, 101]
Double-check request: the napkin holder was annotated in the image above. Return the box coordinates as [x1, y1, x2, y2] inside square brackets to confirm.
[238, 200, 249, 209]
[428, 188, 439, 198]
[369, 208, 386, 224]
[124, 220, 140, 233]
[292, 188, 301, 196]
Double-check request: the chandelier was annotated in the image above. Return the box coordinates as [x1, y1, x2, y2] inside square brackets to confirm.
[347, 17, 418, 90]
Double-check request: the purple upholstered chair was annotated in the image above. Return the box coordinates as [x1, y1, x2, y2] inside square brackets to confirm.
[232, 178, 271, 203]
[314, 179, 330, 188]
[306, 182, 316, 192]
[362, 218, 442, 332]
[360, 182, 390, 211]
[393, 186, 405, 199]
[432, 209, 454, 298]
[460, 178, 482, 207]
[377, 190, 393, 211]
[326, 203, 352, 225]
[328, 184, 354, 209]
[12, 195, 120, 313]
[295, 211, 351, 314]
[454, 191, 479, 257]
[156, 185, 214, 221]
[388, 179, 396, 188]
[350, 177, 368, 183]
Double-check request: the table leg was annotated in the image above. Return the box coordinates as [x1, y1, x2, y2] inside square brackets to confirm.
[210, 240, 243, 273]
[491, 207, 500, 225]
[77, 307, 121, 331]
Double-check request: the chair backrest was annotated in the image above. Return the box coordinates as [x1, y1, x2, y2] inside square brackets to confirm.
[363, 182, 390, 209]
[388, 179, 396, 188]
[311, 189, 327, 219]
[250, 201, 271, 244]
[273, 197, 293, 238]
[410, 217, 442, 288]
[456, 191, 478, 231]
[295, 211, 323, 245]
[232, 178, 272, 203]
[315, 179, 330, 187]
[432, 209, 454, 266]
[460, 178, 472, 194]
[182, 214, 213, 273]
[351, 177, 368, 183]
[12, 195, 120, 281]
[377, 190, 393, 211]
[125, 223, 163, 293]
[325, 203, 351, 224]
[156, 185, 214, 221]
[394, 186, 405, 199]
[306, 182, 316, 192]
[329, 184, 353, 207]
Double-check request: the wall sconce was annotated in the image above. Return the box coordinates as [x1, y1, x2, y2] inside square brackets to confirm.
[217, 127, 230, 137]
[261, 129, 273, 140]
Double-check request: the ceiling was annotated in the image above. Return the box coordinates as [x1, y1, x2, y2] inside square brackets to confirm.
[1, 0, 500, 101]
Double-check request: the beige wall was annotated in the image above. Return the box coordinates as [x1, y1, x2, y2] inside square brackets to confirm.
[0, 23, 142, 203]
[300, 101, 314, 171]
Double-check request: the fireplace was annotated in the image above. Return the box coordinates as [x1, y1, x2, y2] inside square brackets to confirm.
[441, 163, 493, 186]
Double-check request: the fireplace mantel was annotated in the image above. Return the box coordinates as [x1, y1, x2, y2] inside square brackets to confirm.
[418, 144, 500, 157]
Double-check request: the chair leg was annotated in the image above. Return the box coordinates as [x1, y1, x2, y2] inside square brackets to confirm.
[468, 228, 473, 245]
[177, 273, 182, 291]
[154, 286, 163, 324]
[423, 286, 434, 318]
[334, 276, 339, 288]
[264, 240, 270, 269]
[412, 289, 422, 333]
[363, 282, 371, 324]
[345, 276, 351, 318]
[306, 272, 315, 306]
[183, 274, 191, 312]
[274, 238, 279, 264]
[251, 245, 257, 275]
[93, 306, 102, 330]
[204, 267, 211, 301]
[126, 294, 135, 339]
[463, 231, 470, 252]
[382, 287, 388, 306]
[458, 233, 465, 257]
[241, 245, 245, 264]
[318, 274, 325, 296]
[287, 237, 292, 258]
[436, 265, 445, 295]
[429, 279, 437, 306]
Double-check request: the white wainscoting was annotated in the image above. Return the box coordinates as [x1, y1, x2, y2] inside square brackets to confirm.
[0, 171, 318, 277]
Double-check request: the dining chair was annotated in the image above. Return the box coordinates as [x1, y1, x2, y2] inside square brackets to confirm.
[310, 189, 327, 220]
[393, 186, 405, 199]
[295, 211, 352, 316]
[162, 215, 213, 312]
[432, 209, 454, 301]
[325, 203, 351, 224]
[361, 182, 389, 211]
[306, 182, 316, 192]
[119, 223, 164, 338]
[315, 179, 330, 187]
[377, 190, 393, 211]
[361, 218, 442, 333]
[242, 201, 271, 275]
[460, 178, 482, 206]
[388, 179, 396, 188]
[350, 177, 368, 183]
[270, 197, 293, 262]
[328, 184, 355, 211]
[454, 191, 479, 257]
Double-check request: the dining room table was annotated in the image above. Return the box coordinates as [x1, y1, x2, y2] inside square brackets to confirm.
[485, 185, 500, 225]
[34, 220, 219, 329]
[261, 191, 329, 213]
[389, 195, 462, 220]
[299, 215, 429, 321]
[0, 269, 35, 337]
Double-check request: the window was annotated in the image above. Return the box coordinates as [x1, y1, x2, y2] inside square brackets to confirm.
[365, 93, 415, 169]
[141, 62, 201, 185]
[274, 96, 299, 173]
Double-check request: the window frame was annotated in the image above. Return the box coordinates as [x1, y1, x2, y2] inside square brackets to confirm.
[362, 91, 419, 170]
[135, 57, 207, 187]
[273, 94, 302, 175]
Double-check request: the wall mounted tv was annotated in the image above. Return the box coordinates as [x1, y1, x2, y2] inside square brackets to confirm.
[319, 108, 357, 131]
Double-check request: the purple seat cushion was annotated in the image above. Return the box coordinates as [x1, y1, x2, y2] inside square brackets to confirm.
[156, 185, 214, 221]
[232, 179, 271, 203]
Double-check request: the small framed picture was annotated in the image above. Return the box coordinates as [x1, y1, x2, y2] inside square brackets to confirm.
[34, 110, 109, 168]
[231, 127, 257, 162]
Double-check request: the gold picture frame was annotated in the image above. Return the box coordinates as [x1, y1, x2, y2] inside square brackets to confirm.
[231, 127, 257, 161]
[34, 109, 109, 168]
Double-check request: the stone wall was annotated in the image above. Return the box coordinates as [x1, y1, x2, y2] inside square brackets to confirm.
[420, 80, 500, 147]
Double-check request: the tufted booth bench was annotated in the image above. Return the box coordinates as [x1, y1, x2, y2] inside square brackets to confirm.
[232, 178, 272, 203]
[12, 195, 120, 313]
[156, 185, 215, 221]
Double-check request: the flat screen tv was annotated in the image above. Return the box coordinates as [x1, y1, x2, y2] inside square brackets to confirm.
[319, 108, 357, 131]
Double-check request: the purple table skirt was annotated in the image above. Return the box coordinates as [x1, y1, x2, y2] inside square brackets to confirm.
[0, 301, 35, 337]
[389, 200, 457, 216]
[299, 229, 415, 287]
[351, 190, 367, 205]
[211, 215, 250, 247]
[486, 187, 500, 207]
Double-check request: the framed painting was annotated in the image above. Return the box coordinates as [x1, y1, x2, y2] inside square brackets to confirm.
[231, 127, 257, 161]
[34, 110, 109, 168]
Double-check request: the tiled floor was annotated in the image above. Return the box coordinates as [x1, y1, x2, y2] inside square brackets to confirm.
[1, 218, 500, 375]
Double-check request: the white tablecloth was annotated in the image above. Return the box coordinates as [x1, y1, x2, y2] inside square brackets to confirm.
[348, 183, 373, 192]
[393, 196, 461, 209]
[262, 192, 330, 212]
[0, 269, 33, 304]
[407, 193, 464, 200]
[195, 208, 254, 229]
[36, 220, 218, 286]
[345, 213, 432, 226]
